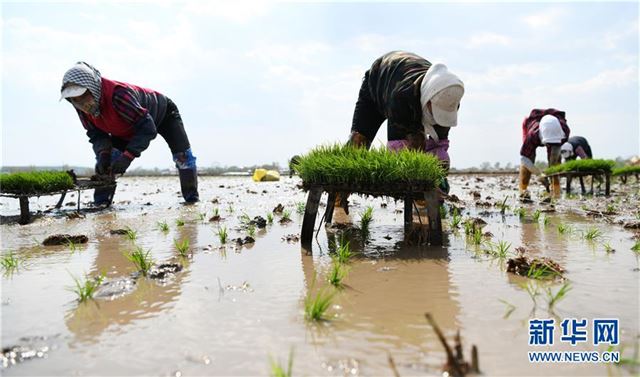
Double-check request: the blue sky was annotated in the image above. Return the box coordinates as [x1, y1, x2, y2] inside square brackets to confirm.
[2, 1, 638, 169]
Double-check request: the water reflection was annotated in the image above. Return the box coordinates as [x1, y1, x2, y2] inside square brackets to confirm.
[64, 222, 197, 345]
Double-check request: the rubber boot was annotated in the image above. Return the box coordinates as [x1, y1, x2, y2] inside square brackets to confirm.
[94, 186, 116, 207]
[519, 165, 532, 199]
[178, 168, 199, 203]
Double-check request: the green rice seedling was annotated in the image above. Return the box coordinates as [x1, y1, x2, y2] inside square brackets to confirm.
[557, 223, 573, 235]
[176, 218, 185, 227]
[0, 170, 74, 194]
[582, 227, 602, 241]
[227, 204, 234, 214]
[157, 221, 170, 233]
[545, 282, 572, 311]
[498, 196, 510, 215]
[67, 237, 78, 252]
[239, 213, 251, 225]
[296, 202, 306, 214]
[527, 261, 562, 280]
[295, 144, 445, 187]
[515, 207, 527, 219]
[174, 238, 190, 257]
[1, 252, 20, 274]
[335, 237, 352, 264]
[463, 219, 476, 235]
[532, 209, 542, 222]
[124, 226, 137, 241]
[498, 299, 516, 319]
[124, 246, 154, 276]
[606, 204, 616, 213]
[247, 224, 256, 238]
[197, 212, 207, 222]
[542, 216, 550, 227]
[439, 205, 447, 219]
[69, 273, 104, 303]
[269, 348, 294, 377]
[493, 240, 511, 258]
[520, 281, 541, 307]
[266, 212, 274, 224]
[544, 159, 616, 175]
[603, 243, 615, 253]
[327, 259, 347, 288]
[449, 207, 462, 229]
[359, 206, 374, 237]
[612, 165, 640, 176]
[470, 227, 483, 246]
[304, 288, 335, 322]
[217, 226, 228, 244]
[632, 241, 640, 253]
[212, 207, 220, 217]
[281, 210, 291, 222]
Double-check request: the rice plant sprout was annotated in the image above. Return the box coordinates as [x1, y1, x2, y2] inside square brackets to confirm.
[218, 226, 228, 244]
[269, 348, 294, 377]
[603, 243, 615, 253]
[266, 212, 274, 224]
[281, 210, 291, 222]
[124, 226, 137, 241]
[174, 239, 190, 257]
[546, 282, 572, 311]
[632, 241, 640, 253]
[542, 216, 550, 227]
[582, 227, 602, 241]
[449, 207, 462, 229]
[157, 221, 170, 233]
[247, 224, 256, 238]
[69, 273, 104, 302]
[296, 202, 306, 214]
[304, 287, 335, 322]
[1, 252, 20, 274]
[176, 218, 185, 227]
[532, 209, 542, 222]
[359, 206, 374, 237]
[498, 197, 510, 215]
[484, 240, 511, 258]
[515, 207, 527, 219]
[125, 246, 154, 277]
[335, 237, 352, 264]
[327, 259, 347, 288]
[557, 223, 573, 235]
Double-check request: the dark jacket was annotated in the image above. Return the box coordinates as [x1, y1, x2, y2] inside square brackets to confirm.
[351, 51, 431, 141]
[565, 136, 592, 160]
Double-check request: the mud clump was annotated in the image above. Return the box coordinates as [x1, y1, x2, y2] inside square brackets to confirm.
[279, 217, 292, 224]
[623, 221, 640, 230]
[42, 234, 88, 246]
[273, 204, 284, 214]
[249, 216, 267, 229]
[507, 255, 565, 279]
[282, 234, 300, 243]
[209, 215, 223, 222]
[109, 229, 129, 235]
[234, 236, 255, 246]
[148, 263, 183, 280]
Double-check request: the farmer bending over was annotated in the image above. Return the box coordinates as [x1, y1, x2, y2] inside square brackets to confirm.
[561, 136, 592, 162]
[348, 51, 464, 194]
[519, 109, 570, 198]
[60, 62, 199, 205]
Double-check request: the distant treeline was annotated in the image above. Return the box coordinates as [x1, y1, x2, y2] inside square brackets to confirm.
[2, 157, 636, 176]
[1, 162, 283, 177]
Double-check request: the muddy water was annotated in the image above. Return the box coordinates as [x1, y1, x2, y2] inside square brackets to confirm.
[1, 175, 638, 376]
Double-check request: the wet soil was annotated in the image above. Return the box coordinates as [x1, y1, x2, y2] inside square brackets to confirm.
[1, 175, 639, 376]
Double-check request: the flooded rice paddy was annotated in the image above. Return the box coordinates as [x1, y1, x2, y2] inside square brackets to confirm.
[1, 174, 639, 376]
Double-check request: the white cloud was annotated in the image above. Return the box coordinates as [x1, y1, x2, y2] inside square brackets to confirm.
[523, 7, 566, 29]
[553, 65, 638, 94]
[468, 32, 511, 48]
[183, 1, 272, 23]
[461, 63, 549, 87]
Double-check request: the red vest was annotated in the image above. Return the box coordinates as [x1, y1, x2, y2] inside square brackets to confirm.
[84, 78, 157, 141]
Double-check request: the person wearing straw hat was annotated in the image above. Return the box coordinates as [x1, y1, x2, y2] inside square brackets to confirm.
[338, 51, 464, 211]
[60, 61, 199, 205]
[519, 109, 571, 198]
[560, 136, 592, 162]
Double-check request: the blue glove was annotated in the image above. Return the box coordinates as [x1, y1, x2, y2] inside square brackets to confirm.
[111, 153, 133, 175]
[95, 151, 111, 175]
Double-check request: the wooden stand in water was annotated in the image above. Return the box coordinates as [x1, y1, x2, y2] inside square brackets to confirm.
[300, 182, 443, 249]
[1, 178, 117, 225]
[547, 170, 611, 196]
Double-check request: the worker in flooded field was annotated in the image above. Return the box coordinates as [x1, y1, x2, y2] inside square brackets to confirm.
[60, 62, 199, 205]
[340, 51, 464, 210]
[519, 109, 570, 199]
[560, 136, 592, 162]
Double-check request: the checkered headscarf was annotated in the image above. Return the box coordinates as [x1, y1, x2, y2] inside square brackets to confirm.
[61, 62, 102, 115]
